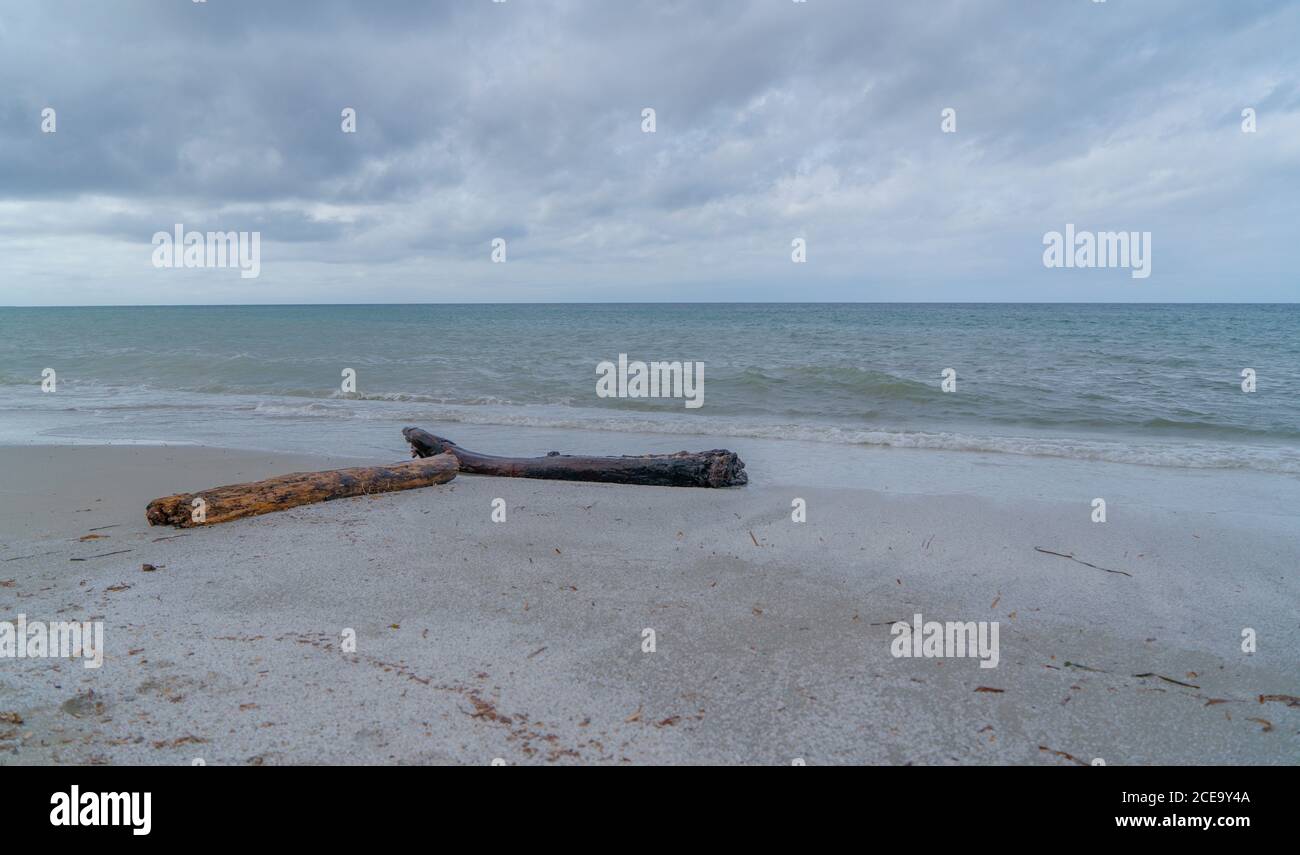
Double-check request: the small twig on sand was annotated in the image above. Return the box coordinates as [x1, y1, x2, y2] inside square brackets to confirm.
[70, 549, 133, 562]
[1034, 546, 1132, 577]
[1258, 694, 1300, 707]
[1201, 697, 1246, 706]
[1038, 745, 1089, 766]
[1134, 672, 1200, 689]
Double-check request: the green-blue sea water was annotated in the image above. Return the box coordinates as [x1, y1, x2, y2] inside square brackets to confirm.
[1, 303, 1297, 473]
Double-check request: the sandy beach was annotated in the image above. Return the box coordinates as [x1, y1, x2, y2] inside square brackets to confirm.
[1, 439, 1295, 765]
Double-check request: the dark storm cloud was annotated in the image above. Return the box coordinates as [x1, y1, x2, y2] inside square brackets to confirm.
[0, 0, 1297, 303]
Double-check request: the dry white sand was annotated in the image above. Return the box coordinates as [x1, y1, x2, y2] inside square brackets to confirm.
[0, 443, 1296, 765]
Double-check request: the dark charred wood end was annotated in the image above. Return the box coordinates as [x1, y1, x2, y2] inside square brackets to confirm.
[703, 450, 748, 487]
[403, 426, 455, 458]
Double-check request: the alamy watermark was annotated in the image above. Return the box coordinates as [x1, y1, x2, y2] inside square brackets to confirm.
[596, 354, 704, 409]
[151, 224, 261, 279]
[0, 614, 104, 669]
[1043, 224, 1150, 279]
[890, 613, 999, 669]
[50, 786, 150, 835]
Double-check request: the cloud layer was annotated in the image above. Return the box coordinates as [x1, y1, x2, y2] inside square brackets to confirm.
[1, 0, 1297, 304]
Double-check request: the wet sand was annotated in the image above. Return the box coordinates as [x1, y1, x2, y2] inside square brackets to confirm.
[0, 444, 1296, 764]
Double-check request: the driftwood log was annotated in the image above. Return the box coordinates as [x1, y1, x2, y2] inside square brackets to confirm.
[403, 427, 747, 488]
[146, 452, 458, 527]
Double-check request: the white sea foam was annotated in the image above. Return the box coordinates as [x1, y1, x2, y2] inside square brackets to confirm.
[230, 397, 1300, 474]
[1, 378, 1295, 474]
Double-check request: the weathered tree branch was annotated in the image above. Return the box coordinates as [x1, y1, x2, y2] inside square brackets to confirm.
[402, 427, 747, 488]
[146, 452, 458, 527]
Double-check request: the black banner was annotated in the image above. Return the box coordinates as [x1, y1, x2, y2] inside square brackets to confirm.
[9, 766, 1288, 840]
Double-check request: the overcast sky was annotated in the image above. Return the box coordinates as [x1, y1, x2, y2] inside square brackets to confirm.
[1, 0, 1297, 305]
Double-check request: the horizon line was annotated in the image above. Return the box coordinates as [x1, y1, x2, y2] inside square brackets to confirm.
[2, 301, 1300, 311]
[2, 300, 1299, 309]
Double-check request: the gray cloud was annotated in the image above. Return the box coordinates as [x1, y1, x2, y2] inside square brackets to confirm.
[1, 0, 1297, 304]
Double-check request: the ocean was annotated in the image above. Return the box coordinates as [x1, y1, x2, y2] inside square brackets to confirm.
[1, 304, 1297, 474]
